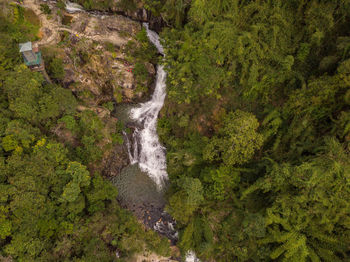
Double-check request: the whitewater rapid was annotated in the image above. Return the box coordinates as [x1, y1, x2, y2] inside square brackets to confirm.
[65, 1, 84, 13]
[128, 23, 168, 188]
[127, 23, 200, 262]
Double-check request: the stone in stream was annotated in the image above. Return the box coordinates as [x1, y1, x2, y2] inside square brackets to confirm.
[110, 164, 177, 243]
[112, 24, 179, 245]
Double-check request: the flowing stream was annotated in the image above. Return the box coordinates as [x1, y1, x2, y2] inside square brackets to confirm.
[65, 1, 84, 13]
[128, 23, 168, 188]
[62, 4, 200, 259]
[127, 23, 200, 262]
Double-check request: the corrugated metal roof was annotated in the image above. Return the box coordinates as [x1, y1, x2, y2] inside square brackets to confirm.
[23, 51, 42, 66]
[19, 41, 32, 52]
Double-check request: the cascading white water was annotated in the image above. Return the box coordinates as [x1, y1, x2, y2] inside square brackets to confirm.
[128, 23, 201, 262]
[123, 131, 136, 164]
[185, 251, 201, 262]
[65, 1, 84, 13]
[128, 23, 168, 188]
[59, 3, 197, 259]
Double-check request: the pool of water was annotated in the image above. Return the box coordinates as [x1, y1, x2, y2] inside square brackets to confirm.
[111, 164, 165, 209]
[114, 103, 135, 123]
[110, 22, 179, 246]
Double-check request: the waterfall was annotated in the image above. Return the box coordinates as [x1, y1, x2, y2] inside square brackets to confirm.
[126, 23, 201, 262]
[185, 251, 201, 262]
[123, 131, 136, 164]
[65, 1, 84, 13]
[127, 23, 168, 189]
[59, 3, 198, 259]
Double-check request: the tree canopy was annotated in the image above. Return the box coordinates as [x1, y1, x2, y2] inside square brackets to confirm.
[155, 0, 350, 261]
[3, 0, 350, 261]
[0, 4, 169, 261]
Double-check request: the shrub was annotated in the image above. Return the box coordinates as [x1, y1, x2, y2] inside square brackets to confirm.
[133, 62, 149, 83]
[40, 4, 51, 15]
[46, 57, 65, 81]
[56, 0, 65, 9]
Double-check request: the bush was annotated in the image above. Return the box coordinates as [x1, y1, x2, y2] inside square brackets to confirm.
[104, 42, 115, 52]
[46, 57, 65, 81]
[133, 62, 149, 83]
[56, 0, 65, 9]
[116, 0, 137, 12]
[40, 4, 51, 14]
[102, 102, 114, 111]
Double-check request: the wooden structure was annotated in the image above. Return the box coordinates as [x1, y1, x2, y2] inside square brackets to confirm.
[19, 41, 44, 71]
[19, 41, 51, 83]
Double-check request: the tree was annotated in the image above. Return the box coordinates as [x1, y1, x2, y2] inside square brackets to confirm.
[61, 162, 91, 202]
[159, 1, 350, 260]
[166, 177, 204, 224]
[204, 110, 263, 166]
[201, 165, 239, 201]
[243, 138, 350, 262]
[178, 216, 214, 259]
[46, 57, 64, 81]
[3, 66, 76, 126]
[3, 65, 43, 123]
[0, 206, 11, 239]
[86, 174, 118, 214]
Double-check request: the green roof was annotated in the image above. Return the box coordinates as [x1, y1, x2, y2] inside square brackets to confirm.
[23, 51, 42, 66]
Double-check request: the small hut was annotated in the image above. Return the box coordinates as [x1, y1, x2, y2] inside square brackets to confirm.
[19, 41, 52, 83]
[19, 41, 43, 71]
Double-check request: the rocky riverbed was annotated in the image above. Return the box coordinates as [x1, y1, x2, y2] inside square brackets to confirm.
[23, 0, 160, 175]
[21, 1, 181, 260]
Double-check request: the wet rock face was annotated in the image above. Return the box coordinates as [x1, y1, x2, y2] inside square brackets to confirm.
[148, 15, 166, 33]
[102, 143, 129, 178]
[144, 61, 156, 75]
[109, 0, 148, 21]
[69, 12, 141, 46]
[136, 8, 148, 21]
[120, 7, 148, 22]
[107, 1, 165, 33]
[128, 10, 165, 33]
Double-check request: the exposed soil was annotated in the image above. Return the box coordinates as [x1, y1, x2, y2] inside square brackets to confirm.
[20, 1, 178, 260]
[21, 0, 60, 45]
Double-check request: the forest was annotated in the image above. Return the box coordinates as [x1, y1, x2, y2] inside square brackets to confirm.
[0, 2, 169, 261]
[156, 0, 350, 261]
[2, 0, 350, 261]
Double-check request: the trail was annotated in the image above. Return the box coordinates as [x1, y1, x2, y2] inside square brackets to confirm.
[20, 1, 201, 260]
[21, 0, 60, 45]
[20, 0, 130, 47]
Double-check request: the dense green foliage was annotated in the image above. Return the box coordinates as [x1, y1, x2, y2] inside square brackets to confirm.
[0, 4, 169, 261]
[4, 0, 350, 261]
[123, 28, 159, 93]
[155, 0, 350, 261]
[46, 57, 65, 81]
[40, 3, 51, 15]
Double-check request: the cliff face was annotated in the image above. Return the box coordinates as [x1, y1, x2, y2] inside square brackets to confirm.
[67, 0, 165, 32]
[58, 19, 155, 106]
[25, 0, 157, 176]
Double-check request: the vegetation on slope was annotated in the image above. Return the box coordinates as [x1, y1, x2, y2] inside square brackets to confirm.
[3, 0, 350, 261]
[155, 0, 350, 261]
[0, 4, 169, 261]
